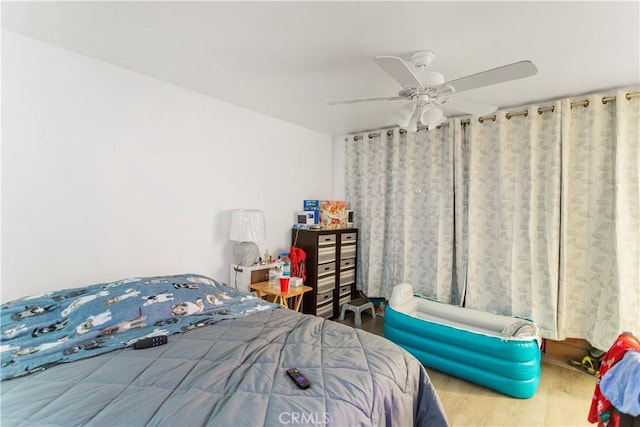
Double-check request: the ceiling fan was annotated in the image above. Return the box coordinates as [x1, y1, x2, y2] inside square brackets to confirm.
[327, 50, 538, 131]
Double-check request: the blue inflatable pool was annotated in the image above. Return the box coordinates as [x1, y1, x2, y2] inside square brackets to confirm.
[384, 283, 541, 399]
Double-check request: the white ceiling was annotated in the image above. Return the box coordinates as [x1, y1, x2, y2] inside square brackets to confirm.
[2, 1, 639, 136]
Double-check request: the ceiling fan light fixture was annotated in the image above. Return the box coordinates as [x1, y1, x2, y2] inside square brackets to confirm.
[420, 107, 445, 128]
[433, 115, 447, 127]
[407, 113, 419, 132]
[392, 103, 416, 129]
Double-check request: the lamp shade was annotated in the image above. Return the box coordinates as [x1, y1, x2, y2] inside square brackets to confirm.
[420, 107, 446, 128]
[392, 103, 416, 129]
[229, 209, 266, 242]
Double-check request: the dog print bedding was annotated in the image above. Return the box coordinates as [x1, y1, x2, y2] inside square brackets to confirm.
[0, 273, 448, 426]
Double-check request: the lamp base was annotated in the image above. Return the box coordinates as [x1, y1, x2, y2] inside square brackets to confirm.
[235, 241, 260, 266]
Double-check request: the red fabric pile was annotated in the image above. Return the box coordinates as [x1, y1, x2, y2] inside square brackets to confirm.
[588, 333, 640, 426]
[289, 247, 307, 282]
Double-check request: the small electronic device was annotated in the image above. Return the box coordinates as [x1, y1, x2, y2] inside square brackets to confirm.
[286, 367, 311, 389]
[133, 335, 168, 349]
[296, 211, 316, 226]
[346, 210, 354, 227]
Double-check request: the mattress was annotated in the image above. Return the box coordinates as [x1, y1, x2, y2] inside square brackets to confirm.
[1, 275, 449, 426]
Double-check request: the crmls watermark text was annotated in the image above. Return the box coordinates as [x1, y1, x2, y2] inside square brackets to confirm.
[278, 412, 329, 425]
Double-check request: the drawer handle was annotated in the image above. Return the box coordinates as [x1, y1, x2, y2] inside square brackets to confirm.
[322, 266, 331, 271]
[345, 236, 353, 240]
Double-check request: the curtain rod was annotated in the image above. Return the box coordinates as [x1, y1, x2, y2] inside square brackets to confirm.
[349, 91, 639, 141]
[475, 91, 639, 124]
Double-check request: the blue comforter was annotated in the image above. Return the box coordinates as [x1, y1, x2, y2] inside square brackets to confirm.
[1, 274, 449, 426]
[0, 273, 276, 380]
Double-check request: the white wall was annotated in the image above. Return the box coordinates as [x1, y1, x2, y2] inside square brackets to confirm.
[332, 136, 346, 201]
[1, 30, 334, 302]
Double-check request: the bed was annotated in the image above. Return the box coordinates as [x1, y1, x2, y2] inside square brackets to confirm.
[384, 283, 541, 399]
[0, 274, 448, 426]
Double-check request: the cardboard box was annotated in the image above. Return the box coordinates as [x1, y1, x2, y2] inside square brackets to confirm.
[303, 200, 320, 224]
[544, 338, 591, 360]
[319, 200, 347, 229]
[303, 200, 320, 210]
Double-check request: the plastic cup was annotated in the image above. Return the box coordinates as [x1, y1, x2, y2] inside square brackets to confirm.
[279, 276, 290, 293]
[269, 270, 279, 288]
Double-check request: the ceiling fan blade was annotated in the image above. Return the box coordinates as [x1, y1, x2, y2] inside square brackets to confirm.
[326, 96, 404, 105]
[441, 97, 498, 116]
[439, 60, 537, 94]
[374, 56, 422, 88]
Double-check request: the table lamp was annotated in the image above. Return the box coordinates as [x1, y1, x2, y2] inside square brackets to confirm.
[229, 209, 266, 266]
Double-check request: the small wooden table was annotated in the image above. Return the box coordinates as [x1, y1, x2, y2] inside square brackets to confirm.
[250, 281, 312, 312]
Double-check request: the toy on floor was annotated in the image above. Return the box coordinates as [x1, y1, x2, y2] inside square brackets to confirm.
[569, 346, 605, 376]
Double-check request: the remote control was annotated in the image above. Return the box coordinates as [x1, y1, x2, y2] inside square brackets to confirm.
[287, 368, 311, 389]
[133, 335, 168, 349]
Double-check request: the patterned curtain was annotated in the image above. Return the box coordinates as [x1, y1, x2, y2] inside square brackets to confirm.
[558, 90, 640, 350]
[344, 89, 639, 350]
[463, 102, 562, 340]
[345, 124, 465, 303]
[403, 121, 465, 304]
[345, 130, 400, 301]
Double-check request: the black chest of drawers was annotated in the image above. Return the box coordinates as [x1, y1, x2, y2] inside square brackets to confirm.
[291, 228, 358, 319]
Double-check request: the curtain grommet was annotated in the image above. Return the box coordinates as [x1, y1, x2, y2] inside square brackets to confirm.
[479, 115, 497, 123]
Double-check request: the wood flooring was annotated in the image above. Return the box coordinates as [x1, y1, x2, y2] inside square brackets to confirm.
[335, 311, 596, 426]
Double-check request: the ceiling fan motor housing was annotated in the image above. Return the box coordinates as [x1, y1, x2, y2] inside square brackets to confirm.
[420, 71, 445, 87]
[410, 50, 435, 69]
[399, 87, 418, 98]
